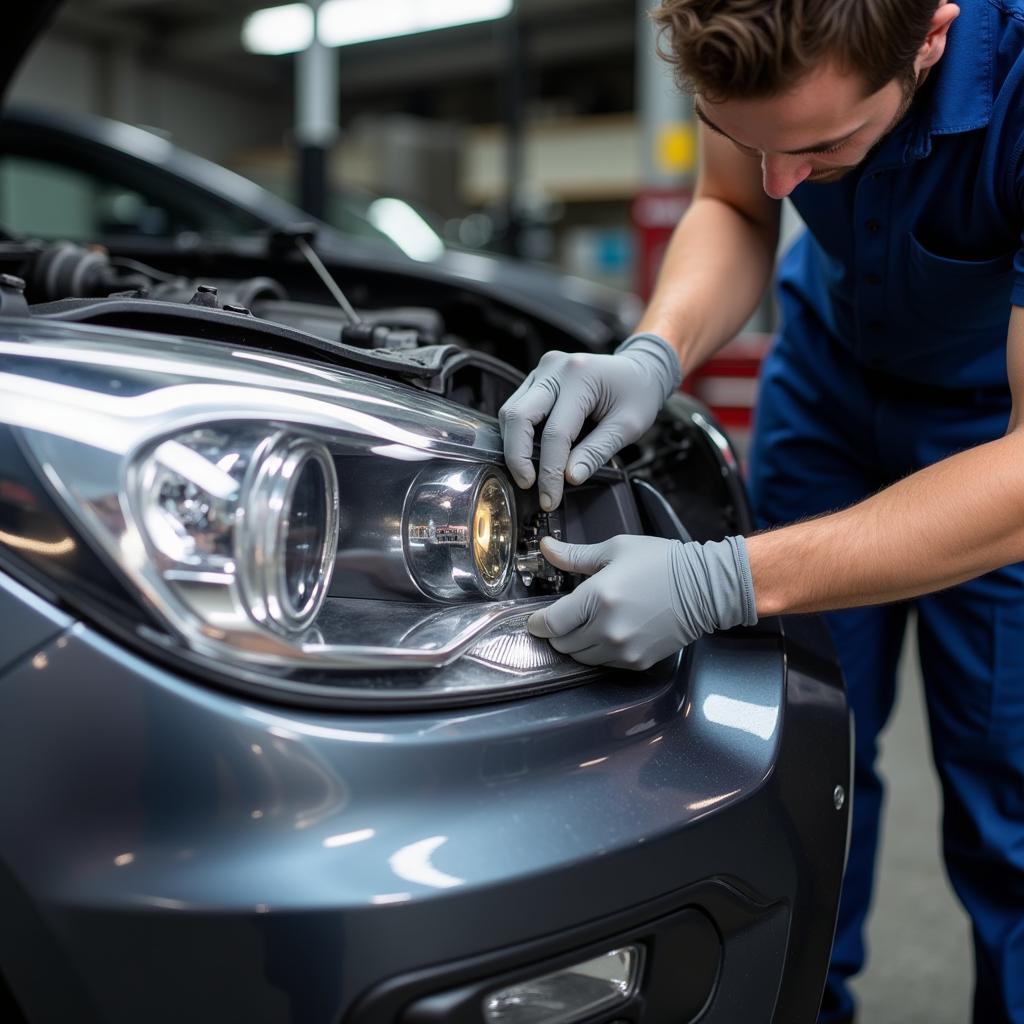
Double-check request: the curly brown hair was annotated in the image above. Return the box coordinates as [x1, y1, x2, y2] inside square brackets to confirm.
[652, 0, 940, 100]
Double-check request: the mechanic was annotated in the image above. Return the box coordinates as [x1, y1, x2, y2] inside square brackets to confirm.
[498, 1, 1024, 1022]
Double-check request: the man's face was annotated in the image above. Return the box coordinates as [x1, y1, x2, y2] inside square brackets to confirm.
[695, 63, 918, 199]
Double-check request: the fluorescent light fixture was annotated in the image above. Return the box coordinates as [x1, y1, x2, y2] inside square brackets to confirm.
[243, 0, 514, 54]
[367, 198, 446, 262]
[320, 0, 513, 47]
[242, 3, 314, 55]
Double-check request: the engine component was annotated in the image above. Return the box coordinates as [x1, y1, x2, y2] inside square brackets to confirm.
[188, 283, 220, 307]
[15, 240, 292, 311]
[340, 321, 423, 350]
[26, 241, 149, 301]
[150, 275, 287, 309]
[0, 273, 28, 317]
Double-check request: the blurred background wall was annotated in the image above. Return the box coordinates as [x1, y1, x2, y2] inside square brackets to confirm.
[8, 0, 669, 293]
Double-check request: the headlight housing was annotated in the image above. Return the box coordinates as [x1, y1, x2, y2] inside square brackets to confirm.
[0, 328, 653, 706]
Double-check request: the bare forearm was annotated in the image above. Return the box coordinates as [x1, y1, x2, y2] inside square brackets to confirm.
[635, 195, 777, 377]
[748, 431, 1024, 615]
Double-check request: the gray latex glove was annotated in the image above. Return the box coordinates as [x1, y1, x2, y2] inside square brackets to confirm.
[528, 534, 757, 671]
[499, 332, 682, 511]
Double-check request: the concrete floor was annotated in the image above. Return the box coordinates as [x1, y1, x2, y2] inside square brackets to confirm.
[848, 617, 974, 1022]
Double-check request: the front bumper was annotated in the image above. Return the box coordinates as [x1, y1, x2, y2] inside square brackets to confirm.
[0, 569, 849, 1024]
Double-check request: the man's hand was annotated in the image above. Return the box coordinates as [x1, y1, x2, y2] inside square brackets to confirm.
[527, 534, 757, 671]
[498, 334, 681, 511]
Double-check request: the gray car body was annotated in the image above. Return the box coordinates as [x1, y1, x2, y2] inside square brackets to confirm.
[0, 562, 848, 1024]
[0, 318, 851, 1024]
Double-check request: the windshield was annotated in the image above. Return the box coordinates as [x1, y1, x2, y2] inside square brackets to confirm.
[0, 143, 268, 241]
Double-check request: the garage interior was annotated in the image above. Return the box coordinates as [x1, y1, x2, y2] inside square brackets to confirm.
[3, 2, 983, 1021]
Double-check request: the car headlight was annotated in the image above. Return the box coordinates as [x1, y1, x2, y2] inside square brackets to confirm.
[120, 421, 540, 678]
[0, 331, 654, 706]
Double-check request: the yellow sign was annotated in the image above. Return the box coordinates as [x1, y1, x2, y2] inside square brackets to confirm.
[657, 123, 696, 175]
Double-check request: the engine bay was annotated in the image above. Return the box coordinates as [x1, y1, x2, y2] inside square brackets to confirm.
[0, 232, 539, 415]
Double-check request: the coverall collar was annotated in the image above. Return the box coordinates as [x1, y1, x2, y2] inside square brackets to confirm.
[905, 0, 996, 161]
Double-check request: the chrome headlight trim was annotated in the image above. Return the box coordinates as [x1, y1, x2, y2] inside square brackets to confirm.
[236, 433, 339, 633]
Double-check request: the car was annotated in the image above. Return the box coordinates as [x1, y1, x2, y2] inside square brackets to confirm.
[0, 104, 643, 353]
[0, 6, 851, 1024]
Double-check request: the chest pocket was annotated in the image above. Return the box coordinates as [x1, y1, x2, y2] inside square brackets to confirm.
[905, 232, 1015, 335]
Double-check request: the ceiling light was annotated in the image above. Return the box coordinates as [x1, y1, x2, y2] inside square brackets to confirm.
[242, 3, 315, 55]
[243, 0, 514, 54]
[319, 0, 512, 47]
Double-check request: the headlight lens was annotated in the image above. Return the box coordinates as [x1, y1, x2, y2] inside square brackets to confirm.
[285, 452, 332, 615]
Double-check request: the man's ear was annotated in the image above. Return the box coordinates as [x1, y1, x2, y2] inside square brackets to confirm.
[915, 2, 960, 73]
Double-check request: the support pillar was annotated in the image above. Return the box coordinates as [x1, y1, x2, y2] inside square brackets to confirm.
[296, 0, 339, 221]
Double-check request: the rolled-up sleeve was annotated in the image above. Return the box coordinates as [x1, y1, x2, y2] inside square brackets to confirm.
[1012, 123, 1024, 308]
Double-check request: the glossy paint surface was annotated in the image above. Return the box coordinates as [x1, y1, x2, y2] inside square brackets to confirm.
[1, 618, 781, 913]
[0, 570, 849, 1023]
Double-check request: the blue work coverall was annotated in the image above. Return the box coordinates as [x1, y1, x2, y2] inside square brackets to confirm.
[747, 2, 1024, 1021]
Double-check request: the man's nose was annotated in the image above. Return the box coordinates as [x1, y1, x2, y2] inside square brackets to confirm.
[761, 154, 813, 199]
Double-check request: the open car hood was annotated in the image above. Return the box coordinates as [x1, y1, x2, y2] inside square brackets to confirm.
[0, 2, 59, 100]
[0, 104, 628, 351]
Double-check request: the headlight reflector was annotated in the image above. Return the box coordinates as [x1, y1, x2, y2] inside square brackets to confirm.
[141, 431, 242, 567]
[406, 466, 516, 600]
[473, 474, 514, 588]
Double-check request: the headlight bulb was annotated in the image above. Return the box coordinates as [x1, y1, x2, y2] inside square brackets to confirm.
[515, 510, 566, 592]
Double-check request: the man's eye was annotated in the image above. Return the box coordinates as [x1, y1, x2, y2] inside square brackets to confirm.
[731, 140, 761, 157]
[817, 141, 850, 156]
